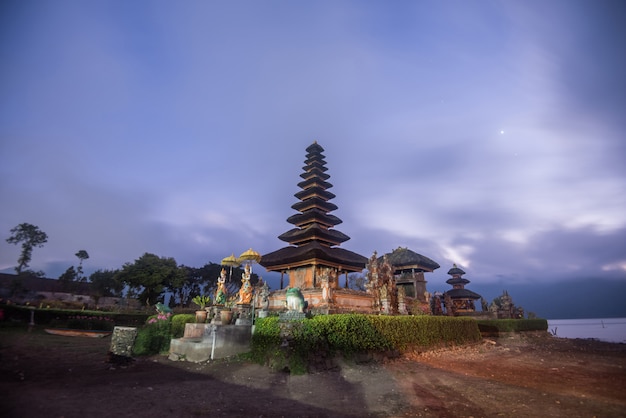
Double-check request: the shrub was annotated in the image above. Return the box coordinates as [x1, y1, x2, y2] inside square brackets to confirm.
[476, 318, 548, 334]
[250, 314, 482, 373]
[48, 314, 115, 331]
[248, 316, 282, 365]
[171, 314, 196, 338]
[133, 312, 172, 356]
[66, 315, 115, 331]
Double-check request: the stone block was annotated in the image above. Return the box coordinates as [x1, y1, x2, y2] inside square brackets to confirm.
[169, 324, 253, 363]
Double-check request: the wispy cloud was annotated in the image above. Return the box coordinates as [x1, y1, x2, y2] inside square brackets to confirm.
[0, 1, 624, 318]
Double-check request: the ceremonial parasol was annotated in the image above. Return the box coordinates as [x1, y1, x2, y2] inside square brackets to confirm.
[221, 253, 241, 282]
[238, 248, 261, 275]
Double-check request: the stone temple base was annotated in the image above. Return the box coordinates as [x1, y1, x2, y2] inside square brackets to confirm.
[268, 287, 375, 314]
[279, 311, 306, 321]
[169, 323, 252, 363]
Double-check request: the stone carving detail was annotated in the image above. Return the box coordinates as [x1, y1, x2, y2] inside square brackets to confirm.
[431, 293, 443, 315]
[365, 251, 380, 310]
[293, 268, 306, 289]
[397, 286, 407, 315]
[380, 255, 398, 315]
[444, 292, 455, 316]
[365, 251, 398, 315]
[258, 281, 270, 311]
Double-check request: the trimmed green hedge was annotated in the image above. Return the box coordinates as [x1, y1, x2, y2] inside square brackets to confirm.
[476, 318, 548, 334]
[0, 304, 150, 327]
[250, 314, 482, 373]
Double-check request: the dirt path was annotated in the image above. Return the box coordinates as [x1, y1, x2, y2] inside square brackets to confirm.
[1, 328, 625, 417]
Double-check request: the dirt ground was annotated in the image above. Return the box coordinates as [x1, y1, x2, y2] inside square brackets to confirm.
[1, 327, 625, 418]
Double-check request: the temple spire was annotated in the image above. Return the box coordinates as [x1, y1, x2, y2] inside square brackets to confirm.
[260, 142, 367, 274]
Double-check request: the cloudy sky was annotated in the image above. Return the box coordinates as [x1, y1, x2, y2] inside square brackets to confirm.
[1, 1, 624, 319]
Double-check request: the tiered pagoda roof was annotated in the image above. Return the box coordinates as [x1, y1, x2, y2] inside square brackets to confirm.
[260, 142, 367, 272]
[444, 264, 481, 300]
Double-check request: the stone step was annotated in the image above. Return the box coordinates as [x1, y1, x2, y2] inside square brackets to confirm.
[169, 324, 253, 363]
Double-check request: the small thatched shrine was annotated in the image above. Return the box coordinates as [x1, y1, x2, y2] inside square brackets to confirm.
[260, 142, 373, 313]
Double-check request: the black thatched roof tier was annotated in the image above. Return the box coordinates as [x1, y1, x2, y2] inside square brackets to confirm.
[446, 277, 470, 285]
[378, 247, 440, 272]
[260, 241, 367, 272]
[297, 177, 333, 190]
[286, 209, 343, 227]
[306, 141, 325, 154]
[278, 224, 350, 246]
[302, 161, 326, 172]
[291, 198, 338, 213]
[304, 154, 327, 164]
[300, 168, 330, 181]
[445, 288, 482, 300]
[294, 187, 336, 202]
[447, 265, 466, 276]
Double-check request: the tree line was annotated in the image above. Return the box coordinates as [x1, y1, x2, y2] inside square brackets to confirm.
[5, 223, 257, 307]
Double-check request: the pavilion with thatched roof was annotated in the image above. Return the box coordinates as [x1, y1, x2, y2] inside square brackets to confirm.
[378, 247, 440, 302]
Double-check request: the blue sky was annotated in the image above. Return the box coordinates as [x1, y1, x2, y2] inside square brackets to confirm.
[1, 1, 625, 318]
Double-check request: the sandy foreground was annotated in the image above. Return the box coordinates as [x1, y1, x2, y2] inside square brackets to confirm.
[1, 329, 625, 417]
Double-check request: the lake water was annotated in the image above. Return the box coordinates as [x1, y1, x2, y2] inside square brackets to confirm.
[547, 318, 626, 343]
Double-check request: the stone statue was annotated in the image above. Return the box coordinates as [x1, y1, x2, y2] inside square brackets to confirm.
[238, 264, 253, 304]
[155, 302, 172, 315]
[444, 292, 455, 316]
[321, 275, 331, 302]
[365, 251, 379, 289]
[215, 268, 227, 305]
[380, 255, 398, 315]
[432, 295, 443, 315]
[285, 287, 308, 312]
[397, 286, 407, 315]
[379, 283, 388, 299]
[258, 281, 270, 311]
[397, 285, 405, 303]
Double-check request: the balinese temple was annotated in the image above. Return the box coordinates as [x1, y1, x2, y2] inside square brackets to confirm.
[260, 142, 371, 313]
[378, 247, 440, 302]
[443, 264, 482, 314]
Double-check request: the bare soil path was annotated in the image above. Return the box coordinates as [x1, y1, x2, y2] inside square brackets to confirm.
[1, 328, 625, 417]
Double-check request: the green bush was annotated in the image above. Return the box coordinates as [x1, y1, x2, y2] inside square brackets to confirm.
[248, 316, 283, 365]
[133, 313, 173, 356]
[250, 314, 482, 373]
[171, 314, 196, 338]
[476, 318, 548, 334]
[0, 304, 150, 328]
[52, 314, 115, 331]
[312, 314, 392, 353]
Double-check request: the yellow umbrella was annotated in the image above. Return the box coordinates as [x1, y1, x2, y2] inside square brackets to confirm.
[239, 248, 261, 276]
[238, 248, 261, 263]
[221, 253, 241, 282]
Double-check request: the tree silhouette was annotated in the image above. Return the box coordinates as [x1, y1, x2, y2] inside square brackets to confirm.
[6, 223, 48, 275]
[75, 250, 89, 281]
